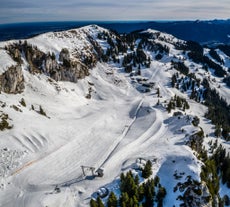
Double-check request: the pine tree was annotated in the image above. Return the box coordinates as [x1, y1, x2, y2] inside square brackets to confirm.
[90, 199, 98, 207]
[167, 101, 172, 113]
[143, 179, 155, 207]
[108, 192, 118, 207]
[97, 197, 105, 207]
[138, 184, 145, 202]
[157, 99, 160, 105]
[39, 105, 46, 116]
[156, 187, 167, 204]
[134, 175, 139, 185]
[142, 160, 152, 178]
[154, 176, 160, 186]
[120, 192, 129, 207]
[214, 125, 221, 137]
[156, 88, 160, 97]
[20, 98, 26, 107]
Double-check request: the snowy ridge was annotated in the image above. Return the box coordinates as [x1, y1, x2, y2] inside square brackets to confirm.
[143, 28, 185, 44]
[26, 25, 105, 55]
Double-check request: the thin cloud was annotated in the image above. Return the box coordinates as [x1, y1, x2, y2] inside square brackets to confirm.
[0, 0, 229, 24]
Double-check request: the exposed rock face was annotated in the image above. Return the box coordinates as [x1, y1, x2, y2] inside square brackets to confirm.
[182, 181, 212, 207]
[5, 44, 23, 64]
[24, 44, 45, 73]
[1, 26, 113, 93]
[0, 42, 91, 94]
[0, 65, 24, 94]
[61, 59, 89, 82]
[45, 49, 89, 82]
[176, 179, 212, 207]
[59, 48, 70, 62]
[6, 43, 91, 84]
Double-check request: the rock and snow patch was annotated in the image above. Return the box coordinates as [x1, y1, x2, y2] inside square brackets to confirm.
[0, 147, 27, 189]
[0, 50, 16, 75]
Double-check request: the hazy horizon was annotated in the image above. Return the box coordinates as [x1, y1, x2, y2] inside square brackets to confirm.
[1, 0, 229, 24]
[1, 18, 230, 26]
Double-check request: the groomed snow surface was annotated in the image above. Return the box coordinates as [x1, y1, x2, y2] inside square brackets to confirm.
[0, 60, 205, 207]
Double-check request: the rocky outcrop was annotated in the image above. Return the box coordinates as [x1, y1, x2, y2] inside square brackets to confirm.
[5, 44, 23, 64]
[6, 43, 91, 84]
[0, 65, 24, 94]
[176, 178, 212, 207]
[182, 181, 212, 207]
[45, 48, 89, 82]
[2, 26, 110, 92]
[61, 59, 89, 82]
[59, 48, 70, 62]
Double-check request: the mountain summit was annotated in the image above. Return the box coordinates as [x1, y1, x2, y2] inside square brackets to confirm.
[0, 25, 229, 207]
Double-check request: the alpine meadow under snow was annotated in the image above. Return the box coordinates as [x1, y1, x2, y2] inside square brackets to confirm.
[0, 25, 229, 207]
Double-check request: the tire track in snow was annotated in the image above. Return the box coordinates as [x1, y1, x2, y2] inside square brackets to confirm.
[100, 104, 170, 175]
[99, 101, 165, 170]
[98, 98, 144, 168]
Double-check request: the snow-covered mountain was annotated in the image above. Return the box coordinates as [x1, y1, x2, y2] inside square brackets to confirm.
[0, 25, 229, 207]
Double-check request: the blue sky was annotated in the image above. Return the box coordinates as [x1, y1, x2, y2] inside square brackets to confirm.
[1, 0, 229, 24]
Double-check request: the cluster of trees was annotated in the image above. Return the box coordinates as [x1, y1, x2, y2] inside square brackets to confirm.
[187, 51, 226, 77]
[90, 161, 166, 207]
[200, 159, 220, 200]
[175, 40, 203, 54]
[217, 45, 230, 58]
[122, 50, 150, 73]
[0, 113, 12, 131]
[98, 31, 128, 63]
[203, 85, 230, 141]
[171, 61, 189, 75]
[171, 72, 204, 103]
[97, 30, 152, 74]
[190, 134, 230, 206]
[209, 48, 224, 64]
[166, 95, 190, 113]
[143, 40, 169, 57]
[223, 76, 230, 87]
[98, 30, 172, 75]
[175, 40, 227, 77]
[211, 144, 230, 188]
[198, 143, 230, 206]
[187, 130, 205, 156]
[171, 72, 230, 140]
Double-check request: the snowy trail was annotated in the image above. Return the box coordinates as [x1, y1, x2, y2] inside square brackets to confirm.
[99, 98, 144, 168]
[101, 109, 162, 167]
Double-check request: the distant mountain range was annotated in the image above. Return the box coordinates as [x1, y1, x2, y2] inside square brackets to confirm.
[0, 19, 230, 44]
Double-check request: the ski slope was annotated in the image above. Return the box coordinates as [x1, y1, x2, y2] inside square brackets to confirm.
[0, 25, 229, 207]
[0, 59, 204, 207]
